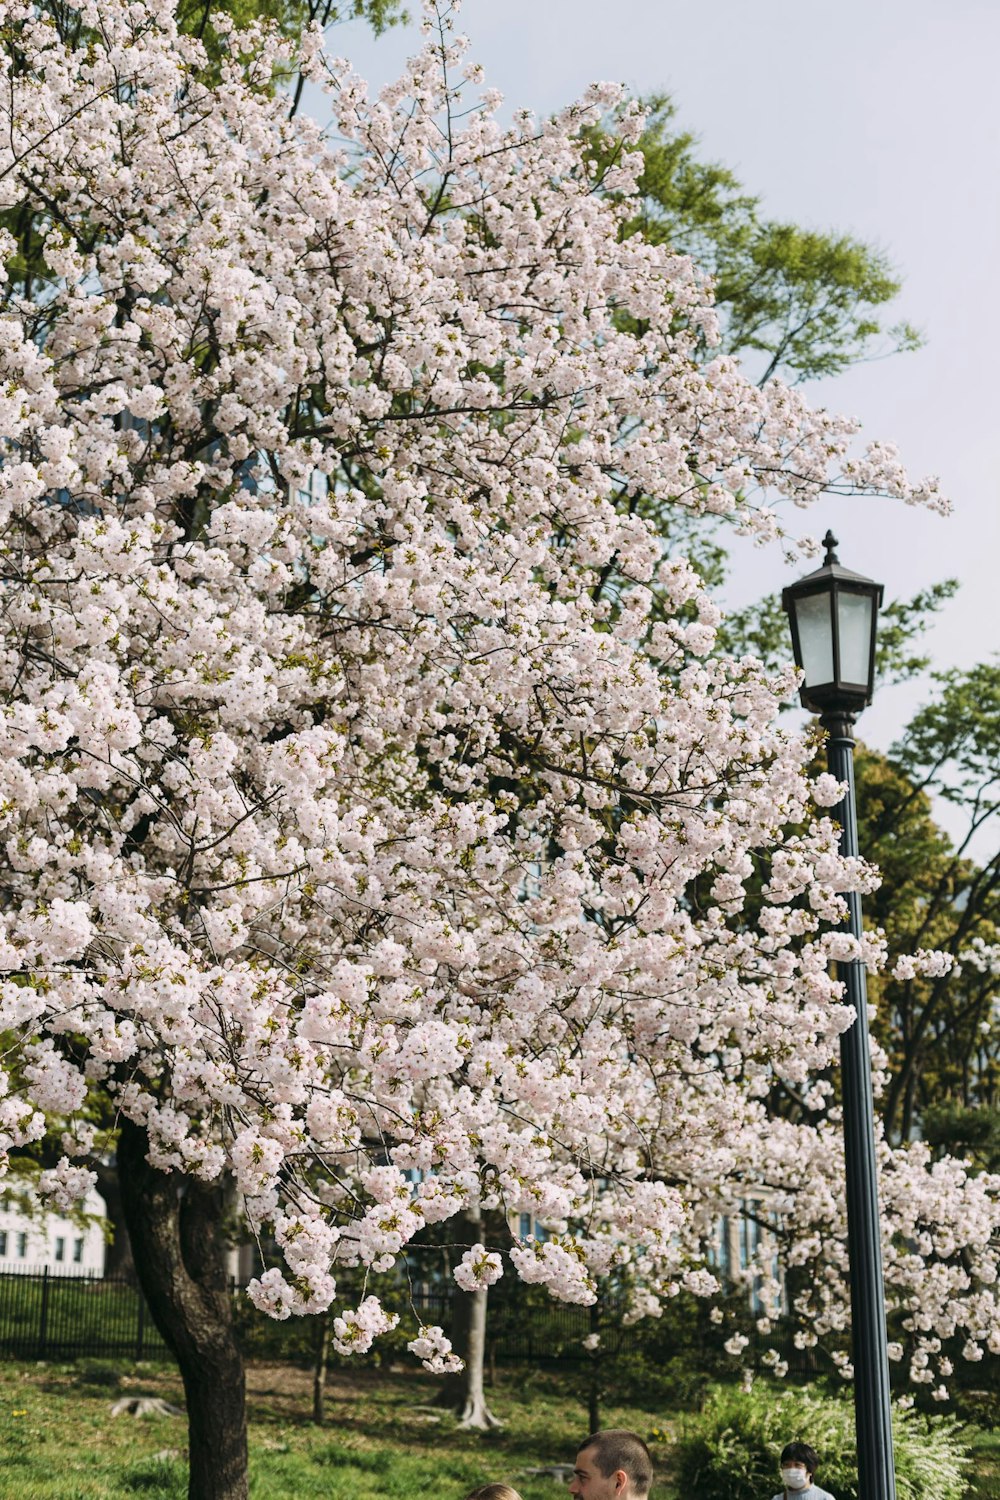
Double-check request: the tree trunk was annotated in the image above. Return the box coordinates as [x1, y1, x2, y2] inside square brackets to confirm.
[587, 1299, 601, 1434]
[434, 1208, 502, 1430]
[117, 1120, 248, 1500]
[433, 1268, 472, 1409]
[456, 1283, 501, 1429]
[588, 1369, 600, 1436]
[312, 1309, 330, 1425]
[93, 1161, 137, 1283]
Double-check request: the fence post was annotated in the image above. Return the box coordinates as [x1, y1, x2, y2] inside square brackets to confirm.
[136, 1289, 146, 1361]
[38, 1266, 50, 1359]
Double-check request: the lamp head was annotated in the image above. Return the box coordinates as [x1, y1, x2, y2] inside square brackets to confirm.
[781, 531, 883, 718]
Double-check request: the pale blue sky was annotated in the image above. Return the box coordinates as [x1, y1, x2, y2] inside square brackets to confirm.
[332, 0, 1000, 759]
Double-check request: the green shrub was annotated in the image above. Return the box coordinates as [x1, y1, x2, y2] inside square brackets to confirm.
[671, 1383, 971, 1500]
[952, 1372, 1000, 1433]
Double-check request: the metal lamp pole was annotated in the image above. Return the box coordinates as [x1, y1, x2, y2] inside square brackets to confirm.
[782, 533, 896, 1500]
[824, 707, 897, 1500]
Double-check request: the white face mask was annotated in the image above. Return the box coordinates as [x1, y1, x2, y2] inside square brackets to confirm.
[781, 1468, 810, 1491]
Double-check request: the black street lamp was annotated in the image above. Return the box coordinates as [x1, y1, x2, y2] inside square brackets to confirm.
[782, 530, 896, 1500]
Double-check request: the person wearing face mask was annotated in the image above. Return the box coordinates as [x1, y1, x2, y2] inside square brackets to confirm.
[771, 1441, 836, 1500]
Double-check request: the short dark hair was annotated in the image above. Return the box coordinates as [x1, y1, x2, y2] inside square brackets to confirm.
[781, 1442, 819, 1476]
[579, 1430, 654, 1495]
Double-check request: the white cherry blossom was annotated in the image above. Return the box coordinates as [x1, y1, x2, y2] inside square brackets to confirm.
[0, 0, 989, 1384]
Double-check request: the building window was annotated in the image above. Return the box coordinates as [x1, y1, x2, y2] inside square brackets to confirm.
[0, 1230, 7, 1256]
[73, 1238, 84, 1264]
[54, 1237, 65, 1262]
[16, 1232, 27, 1258]
[518, 1213, 532, 1239]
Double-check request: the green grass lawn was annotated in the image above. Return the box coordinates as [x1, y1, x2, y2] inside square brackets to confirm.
[0, 1358, 677, 1499]
[1, 1358, 997, 1500]
[969, 1428, 1000, 1500]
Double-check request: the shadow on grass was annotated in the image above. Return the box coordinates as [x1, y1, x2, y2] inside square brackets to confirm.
[120, 1456, 187, 1497]
[303, 1370, 583, 1474]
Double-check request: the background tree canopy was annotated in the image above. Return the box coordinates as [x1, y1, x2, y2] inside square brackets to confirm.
[601, 95, 921, 384]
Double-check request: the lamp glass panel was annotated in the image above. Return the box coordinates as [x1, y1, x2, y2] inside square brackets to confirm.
[837, 590, 874, 685]
[793, 590, 834, 686]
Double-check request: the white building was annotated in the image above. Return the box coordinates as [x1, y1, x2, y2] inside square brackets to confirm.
[0, 1185, 106, 1274]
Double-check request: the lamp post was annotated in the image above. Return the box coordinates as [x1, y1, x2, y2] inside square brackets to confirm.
[782, 530, 896, 1500]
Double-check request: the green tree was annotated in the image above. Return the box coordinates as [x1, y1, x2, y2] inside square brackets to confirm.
[751, 695, 1000, 1156]
[624, 96, 921, 384]
[869, 664, 1000, 1145]
[583, 94, 926, 604]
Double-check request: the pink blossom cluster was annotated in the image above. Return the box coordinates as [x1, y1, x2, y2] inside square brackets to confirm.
[406, 1324, 464, 1375]
[454, 1244, 504, 1292]
[890, 949, 955, 982]
[689, 1115, 1000, 1388]
[331, 1296, 399, 1355]
[0, 0, 988, 1378]
[508, 1237, 597, 1305]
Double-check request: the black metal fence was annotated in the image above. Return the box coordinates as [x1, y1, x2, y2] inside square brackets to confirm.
[0, 1268, 608, 1366]
[0, 1268, 806, 1375]
[0, 1267, 169, 1361]
[408, 1287, 614, 1364]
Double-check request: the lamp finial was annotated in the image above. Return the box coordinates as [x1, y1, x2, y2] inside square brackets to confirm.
[823, 530, 840, 565]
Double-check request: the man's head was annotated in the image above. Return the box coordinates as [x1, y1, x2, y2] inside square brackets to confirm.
[569, 1430, 654, 1499]
[779, 1442, 819, 1490]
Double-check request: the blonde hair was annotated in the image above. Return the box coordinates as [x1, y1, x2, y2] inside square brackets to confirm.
[463, 1487, 523, 1500]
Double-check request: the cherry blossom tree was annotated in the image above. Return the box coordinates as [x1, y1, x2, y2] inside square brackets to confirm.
[679, 1099, 1000, 1394]
[0, 0, 992, 1494]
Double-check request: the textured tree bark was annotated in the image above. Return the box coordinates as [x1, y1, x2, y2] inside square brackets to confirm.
[587, 1298, 601, 1434]
[434, 1208, 502, 1430]
[587, 1370, 600, 1437]
[455, 1280, 501, 1429]
[92, 1161, 137, 1282]
[117, 1120, 248, 1500]
[312, 1309, 330, 1425]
